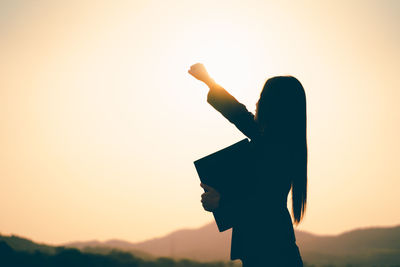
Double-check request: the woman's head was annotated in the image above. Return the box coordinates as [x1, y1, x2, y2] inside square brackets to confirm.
[255, 76, 308, 225]
[255, 76, 306, 136]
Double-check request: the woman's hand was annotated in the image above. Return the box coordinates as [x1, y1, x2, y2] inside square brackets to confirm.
[188, 63, 214, 86]
[200, 182, 220, 212]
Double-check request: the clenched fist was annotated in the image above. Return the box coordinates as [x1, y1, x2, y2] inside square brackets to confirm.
[188, 63, 214, 86]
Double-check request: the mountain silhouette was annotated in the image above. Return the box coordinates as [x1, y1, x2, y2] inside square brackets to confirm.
[66, 222, 231, 261]
[65, 222, 400, 265]
[2, 223, 400, 266]
[0, 240, 233, 267]
[0, 234, 57, 254]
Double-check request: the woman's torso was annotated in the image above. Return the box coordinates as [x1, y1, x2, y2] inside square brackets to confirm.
[232, 138, 297, 258]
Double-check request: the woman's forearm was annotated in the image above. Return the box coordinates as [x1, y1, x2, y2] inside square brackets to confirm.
[205, 78, 218, 89]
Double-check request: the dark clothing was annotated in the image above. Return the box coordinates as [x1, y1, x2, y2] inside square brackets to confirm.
[241, 242, 303, 267]
[206, 84, 303, 266]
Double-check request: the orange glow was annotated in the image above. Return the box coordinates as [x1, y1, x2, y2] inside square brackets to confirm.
[0, 0, 399, 245]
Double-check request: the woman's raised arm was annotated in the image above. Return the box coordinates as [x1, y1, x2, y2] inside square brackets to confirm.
[187, 63, 262, 141]
[206, 80, 262, 142]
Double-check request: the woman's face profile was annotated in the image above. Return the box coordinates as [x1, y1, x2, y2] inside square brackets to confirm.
[254, 82, 271, 123]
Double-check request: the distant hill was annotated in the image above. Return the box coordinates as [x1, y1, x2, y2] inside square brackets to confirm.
[0, 241, 236, 267]
[0, 234, 156, 261]
[65, 222, 400, 266]
[2, 223, 400, 266]
[66, 223, 231, 262]
[0, 234, 57, 254]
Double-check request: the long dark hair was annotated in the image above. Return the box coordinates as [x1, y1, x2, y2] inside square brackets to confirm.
[255, 76, 307, 225]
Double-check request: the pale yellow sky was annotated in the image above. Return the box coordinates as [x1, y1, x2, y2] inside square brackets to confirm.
[0, 0, 399, 245]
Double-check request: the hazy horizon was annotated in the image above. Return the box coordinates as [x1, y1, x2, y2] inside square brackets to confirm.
[1, 0, 399, 245]
[2, 220, 400, 247]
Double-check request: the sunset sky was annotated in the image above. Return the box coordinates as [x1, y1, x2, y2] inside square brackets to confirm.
[0, 0, 399, 245]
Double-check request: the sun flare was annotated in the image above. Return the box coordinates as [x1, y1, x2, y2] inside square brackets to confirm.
[181, 19, 268, 99]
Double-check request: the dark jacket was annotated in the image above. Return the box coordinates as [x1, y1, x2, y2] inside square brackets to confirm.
[206, 83, 297, 261]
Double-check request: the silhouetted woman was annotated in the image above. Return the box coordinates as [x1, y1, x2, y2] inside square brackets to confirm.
[188, 63, 307, 267]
